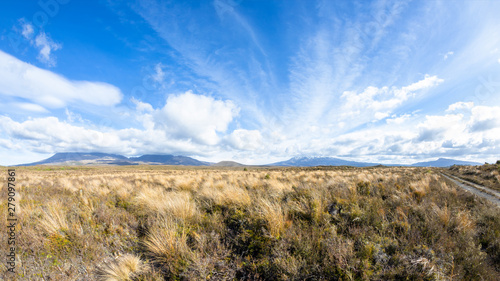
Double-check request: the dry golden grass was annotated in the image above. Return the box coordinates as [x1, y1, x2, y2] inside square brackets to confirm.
[38, 200, 69, 236]
[143, 216, 192, 266]
[96, 254, 146, 281]
[0, 165, 498, 280]
[257, 198, 289, 238]
[133, 189, 198, 221]
[199, 183, 252, 207]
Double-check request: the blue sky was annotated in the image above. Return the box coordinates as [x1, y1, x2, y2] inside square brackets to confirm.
[1, 0, 499, 165]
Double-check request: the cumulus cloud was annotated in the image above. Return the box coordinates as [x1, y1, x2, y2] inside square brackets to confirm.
[0, 90, 243, 162]
[0, 116, 202, 156]
[468, 105, 500, 132]
[225, 129, 263, 150]
[1, 99, 499, 165]
[0, 51, 123, 108]
[132, 98, 154, 112]
[275, 101, 500, 163]
[154, 91, 239, 145]
[341, 75, 444, 121]
[446, 101, 474, 112]
[416, 114, 463, 142]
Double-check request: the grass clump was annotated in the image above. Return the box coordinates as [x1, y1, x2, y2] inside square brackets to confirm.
[95, 254, 146, 281]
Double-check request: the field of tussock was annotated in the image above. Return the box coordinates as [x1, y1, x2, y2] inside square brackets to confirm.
[1, 165, 499, 280]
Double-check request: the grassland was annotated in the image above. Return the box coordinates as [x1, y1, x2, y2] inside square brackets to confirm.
[1, 165, 499, 280]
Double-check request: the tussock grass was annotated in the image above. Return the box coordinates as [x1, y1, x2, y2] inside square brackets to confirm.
[96, 254, 146, 281]
[38, 200, 69, 236]
[143, 216, 192, 275]
[133, 189, 198, 221]
[199, 183, 251, 207]
[257, 198, 289, 238]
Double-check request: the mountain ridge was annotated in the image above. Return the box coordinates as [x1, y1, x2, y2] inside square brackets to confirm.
[15, 153, 483, 168]
[17, 152, 207, 166]
[269, 156, 380, 167]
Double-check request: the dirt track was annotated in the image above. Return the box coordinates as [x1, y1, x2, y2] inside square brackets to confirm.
[441, 173, 500, 207]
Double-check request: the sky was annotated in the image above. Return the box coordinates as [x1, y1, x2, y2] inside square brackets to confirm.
[0, 0, 500, 166]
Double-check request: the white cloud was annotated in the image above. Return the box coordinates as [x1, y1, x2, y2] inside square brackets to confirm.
[416, 114, 464, 142]
[402, 75, 444, 92]
[12, 103, 49, 113]
[225, 129, 262, 150]
[21, 22, 34, 39]
[374, 112, 389, 120]
[0, 92, 241, 162]
[19, 21, 61, 66]
[468, 105, 500, 132]
[443, 51, 454, 60]
[386, 114, 411, 124]
[132, 98, 154, 112]
[446, 101, 474, 112]
[0, 114, 229, 161]
[154, 91, 239, 145]
[1, 100, 499, 165]
[151, 63, 165, 83]
[34, 32, 62, 66]
[0, 51, 123, 108]
[65, 109, 84, 123]
[341, 75, 443, 121]
[269, 101, 500, 163]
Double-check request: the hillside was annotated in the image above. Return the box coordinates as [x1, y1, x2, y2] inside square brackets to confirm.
[411, 158, 481, 167]
[271, 156, 380, 167]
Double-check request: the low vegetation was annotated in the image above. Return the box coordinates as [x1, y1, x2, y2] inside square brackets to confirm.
[1, 165, 499, 280]
[448, 161, 500, 192]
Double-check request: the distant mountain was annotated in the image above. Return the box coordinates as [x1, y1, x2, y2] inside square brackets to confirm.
[20, 152, 129, 166]
[410, 158, 481, 167]
[211, 161, 245, 167]
[18, 152, 208, 166]
[129, 154, 207, 166]
[270, 156, 380, 167]
[16, 153, 484, 168]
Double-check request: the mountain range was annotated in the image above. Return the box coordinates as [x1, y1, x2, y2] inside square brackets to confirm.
[409, 158, 482, 167]
[20, 152, 206, 166]
[16, 153, 483, 167]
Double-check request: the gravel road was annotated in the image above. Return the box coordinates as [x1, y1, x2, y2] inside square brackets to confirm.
[441, 173, 500, 207]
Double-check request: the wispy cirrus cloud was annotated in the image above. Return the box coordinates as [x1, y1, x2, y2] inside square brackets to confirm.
[125, 0, 500, 163]
[132, 0, 273, 126]
[2, 0, 500, 165]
